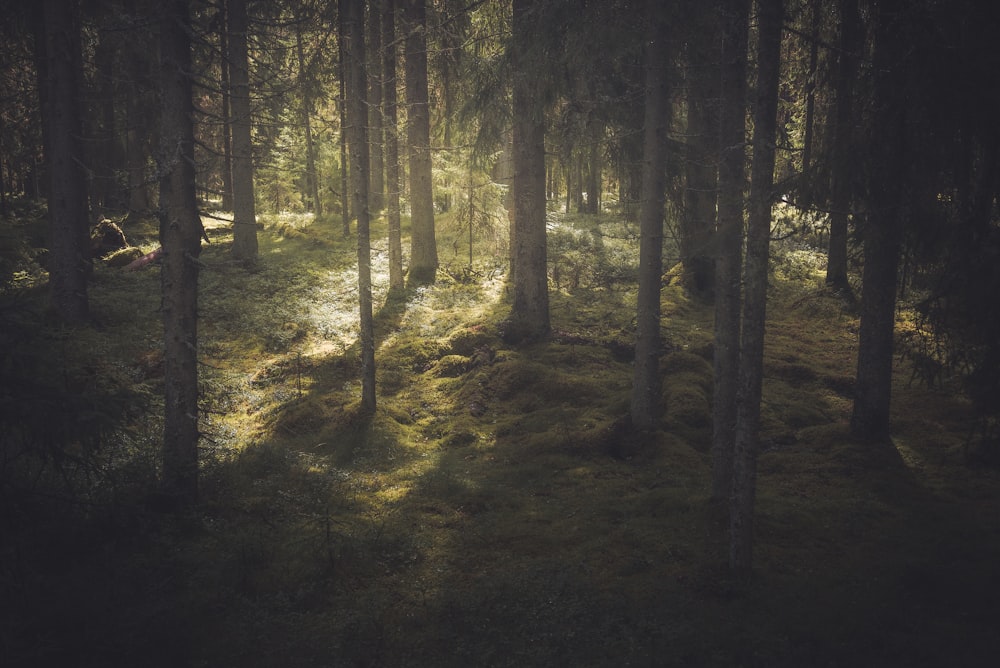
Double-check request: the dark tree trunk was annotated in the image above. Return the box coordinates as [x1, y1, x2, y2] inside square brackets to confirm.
[124, 19, 153, 216]
[296, 30, 322, 216]
[799, 0, 821, 193]
[229, 0, 258, 261]
[826, 0, 860, 294]
[93, 28, 121, 212]
[730, 0, 783, 582]
[41, 0, 90, 324]
[343, 0, 377, 414]
[630, 6, 669, 431]
[158, 0, 201, 508]
[710, 0, 749, 502]
[850, 0, 908, 443]
[338, 5, 351, 235]
[219, 0, 233, 211]
[382, 0, 404, 291]
[404, 0, 437, 284]
[680, 0, 718, 301]
[368, 0, 384, 214]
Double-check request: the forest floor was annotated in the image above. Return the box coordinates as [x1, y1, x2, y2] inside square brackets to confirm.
[3, 207, 1000, 667]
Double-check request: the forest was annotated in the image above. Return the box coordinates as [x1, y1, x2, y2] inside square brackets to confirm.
[2, 0, 1000, 665]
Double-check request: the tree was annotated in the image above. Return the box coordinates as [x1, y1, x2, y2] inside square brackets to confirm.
[382, 0, 404, 291]
[158, 0, 202, 508]
[850, 0, 908, 442]
[505, 0, 549, 343]
[229, 0, 258, 261]
[296, 28, 322, 216]
[40, 0, 90, 324]
[710, 0, 749, 502]
[342, 0, 376, 413]
[679, 0, 719, 301]
[403, 0, 437, 284]
[825, 0, 860, 294]
[367, 0, 384, 214]
[630, 1, 670, 431]
[730, 0, 783, 581]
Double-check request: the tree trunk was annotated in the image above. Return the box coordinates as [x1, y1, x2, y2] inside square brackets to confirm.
[368, 0, 384, 214]
[219, 0, 233, 211]
[229, 0, 258, 261]
[730, 0, 782, 582]
[41, 0, 90, 324]
[680, 1, 719, 302]
[404, 0, 437, 284]
[630, 6, 669, 431]
[850, 0, 907, 443]
[338, 6, 351, 235]
[710, 0, 749, 502]
[158, 0, 201, 508]
[382, 0, 404, 291]
[825, 0, 860, 294]
[506, 0, 549, 343]
[799, 0, 821, 194]
[296, 30, 322, 216]
[343, 0, 377, 414]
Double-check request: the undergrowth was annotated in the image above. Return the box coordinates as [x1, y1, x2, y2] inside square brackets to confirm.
[1, 207, 999, 667]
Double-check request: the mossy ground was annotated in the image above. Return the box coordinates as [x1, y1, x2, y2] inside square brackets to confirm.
[3, 208, 1000, 667]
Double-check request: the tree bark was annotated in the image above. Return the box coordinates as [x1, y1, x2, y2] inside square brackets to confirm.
[338, 4, 351, 235]
[710, 0, 749, 502]
[630, 5, 669, 431]
[368, 0, 385, 214]
[382, 0, 404, 291]
[730, 0, 783, 582]
[296, 30, 322, 216]
[343, 0, 377, 414]
[680, 0, 717, 300]
[219, 0, 233, 211]
[506, 0, 550, 343]
[850, 0, 907, 443]
[158, 0, 201, 508]
[825, 0, 860, 294]
[41, 0, 90, 324]
[404, 0, 437, 284]
[229, 0, 258, 261]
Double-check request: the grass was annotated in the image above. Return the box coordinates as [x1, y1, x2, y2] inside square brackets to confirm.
[2, 207, 1000, 667]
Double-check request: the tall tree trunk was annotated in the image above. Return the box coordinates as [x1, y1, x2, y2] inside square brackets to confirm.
[630, 5, 669, 431]
[586, 126, 601, 214]
[296, 30, 321, 216]
[229, 0, 258, 261]
[338, 6, 351, 235]
[730, 0, 782, 582]
[343, 0, 377, 414]
[41, 0, 90, 324]
[850, 0, 907, 443]
[506, 0, 549, 343]
[799, 0, 821, 194]
[368, 0, 384, 214]
[825, 0, 860, 294]
[382, 0, 404, 291]
[158, 0, 201, 508]
[125, 26, 152, 215]
[219, 0, 233, 211]
[680, 0, 719, 301]
[710, 0, 749, 502]
[404, 0, 437, 284]
[93, 28, 120, 211]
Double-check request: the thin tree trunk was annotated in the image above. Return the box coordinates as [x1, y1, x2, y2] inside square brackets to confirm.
[404, 0, 437, 283]
[800, 0, 820, 192]
[296, 30, 321, 216]
[41, 0, 90, 324]
[338, 8, 350, 235]
[343, 0, 376, 413]
[850, 0, 907, 443]
[507, 0, 549, 342]
[730, 0, 782, 582]
[630, 6, 669, 431]
[383, 0, 404, 291]
[826, 0, 860, 294]
[229, 0, 258, 261]
[158, 0, 201, 508]
[368, 0, 384, 214]
[219, 0, 233, 211]
[710, 0, 749, 502]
